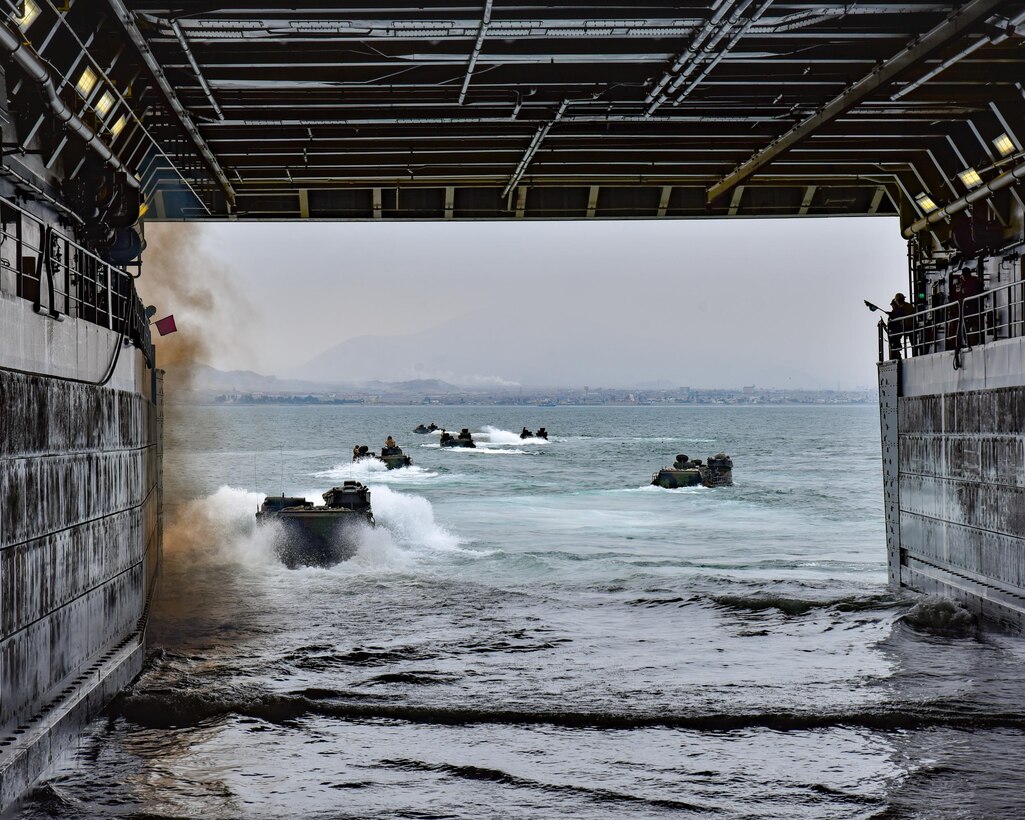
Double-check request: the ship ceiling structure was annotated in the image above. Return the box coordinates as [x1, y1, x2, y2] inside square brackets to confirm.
[3, 0, 1025, 243]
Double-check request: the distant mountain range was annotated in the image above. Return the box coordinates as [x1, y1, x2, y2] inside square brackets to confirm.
[171, 303, 832, 392]
[165, 363, 466, 395]
[287, 308, 827, 389]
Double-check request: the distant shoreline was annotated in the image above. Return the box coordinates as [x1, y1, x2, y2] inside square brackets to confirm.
[167, 395, 877, 408]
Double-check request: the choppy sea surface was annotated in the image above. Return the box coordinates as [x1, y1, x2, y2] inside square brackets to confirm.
[18, 404, 1025, 819]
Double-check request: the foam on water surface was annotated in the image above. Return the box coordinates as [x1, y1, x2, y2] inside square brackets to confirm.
[28, 405, 1025, 820]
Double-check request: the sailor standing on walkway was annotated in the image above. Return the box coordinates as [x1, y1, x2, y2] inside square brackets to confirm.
[958, 269, 983, 346]
[886, 293, 914, 359]
[866, 294, 914, 359]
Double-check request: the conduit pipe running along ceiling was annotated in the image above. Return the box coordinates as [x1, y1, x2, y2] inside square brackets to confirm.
[0, 21, 139, 187]
[905, 154, 1025, 237]
[35, 0, 1019, 221]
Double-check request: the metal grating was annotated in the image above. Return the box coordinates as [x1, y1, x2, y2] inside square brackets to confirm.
[7, 1, 1025, 225]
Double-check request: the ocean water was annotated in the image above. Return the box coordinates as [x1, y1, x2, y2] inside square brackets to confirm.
[18, 405, 1025, 819]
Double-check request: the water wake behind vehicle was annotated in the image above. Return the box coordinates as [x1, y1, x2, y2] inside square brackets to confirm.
[24, 405, 1025, 820]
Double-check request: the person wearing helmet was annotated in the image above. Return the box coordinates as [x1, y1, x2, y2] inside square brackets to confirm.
[887, 292, 915, 359]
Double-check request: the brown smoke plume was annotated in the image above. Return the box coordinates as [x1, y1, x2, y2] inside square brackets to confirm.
[136, 222, 251, 391]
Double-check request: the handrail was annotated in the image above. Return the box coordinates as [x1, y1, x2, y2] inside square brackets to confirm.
[0, 195, 153, 374]
[877, 278, 1025, 365]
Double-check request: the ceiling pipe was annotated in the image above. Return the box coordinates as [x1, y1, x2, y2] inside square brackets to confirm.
[147, 8, 951, 40]
[501, 99, 568, 199]
[672, 0, 775, 106]
[202, 112, 781, 128]
[171, 19, 223, 119]
[904, 153, 1025, 237]
[645, 0, 737, 110]
[0, 21, 139, 187]
[660, 0, 759, 100]
[458, 0, 493, 105]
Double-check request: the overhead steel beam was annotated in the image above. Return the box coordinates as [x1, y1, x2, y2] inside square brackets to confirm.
[891, 8, 1025, 100]
[105, 0, 236, 207]
[706, 0, 1009, 203]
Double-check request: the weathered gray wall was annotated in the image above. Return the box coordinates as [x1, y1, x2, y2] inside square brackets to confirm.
[882, 345, 1025, 630]
[0, 299, 160, 805]
[878, 360, 901, 585]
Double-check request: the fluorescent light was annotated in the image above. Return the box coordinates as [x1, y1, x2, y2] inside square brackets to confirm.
[75, 67, 97, 98]
[110, 115, 128, 137]
[95, 91, 115, 117]
[18, 0, 41, 30]
[993, 133, 1016, 157]
[915, 193, 938, 213]
[958, 168, 982, 188]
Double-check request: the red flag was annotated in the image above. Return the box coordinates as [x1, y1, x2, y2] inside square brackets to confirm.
[154, 315, 177, 336]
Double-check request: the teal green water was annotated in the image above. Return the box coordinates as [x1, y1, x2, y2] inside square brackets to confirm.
[21, 405, 1025, 819]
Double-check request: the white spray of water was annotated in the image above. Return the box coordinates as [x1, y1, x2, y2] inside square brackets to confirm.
[313, 458, 439, 484]
[479, 425, 549, 445]
[421, 441, 530, 455]
[164, 486, 278, 566]
[369, 484, 464, 554]
[165, 483, 476, 574]
[452, 445, 529, 455]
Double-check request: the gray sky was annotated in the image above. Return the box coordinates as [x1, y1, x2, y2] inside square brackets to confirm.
[151, 217, 908, 389]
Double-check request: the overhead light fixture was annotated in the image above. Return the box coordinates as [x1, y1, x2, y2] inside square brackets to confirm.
[18, 0, 41, 30]
[915, 192, 938, 213]
[110, 115, 128, 137]
[993, 133, 1016, 157]
[75, 67, 98, 98]
[958, 168, 982, 188]
[95, 91, 115, 117]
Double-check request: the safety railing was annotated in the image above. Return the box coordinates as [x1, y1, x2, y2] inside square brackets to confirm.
[878, 279, 1025, 366]
[0, 197, 153, 371]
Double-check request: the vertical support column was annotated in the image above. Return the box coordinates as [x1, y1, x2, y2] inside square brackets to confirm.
[878, 360, 902, 585]
[156, 368, 164, 580]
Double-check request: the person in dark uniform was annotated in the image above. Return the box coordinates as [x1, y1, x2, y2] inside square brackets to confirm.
[886, 293, 915, 359]
[958, 269, 983, 346]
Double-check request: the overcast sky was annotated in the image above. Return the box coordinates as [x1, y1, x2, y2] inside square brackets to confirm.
[146, 216, 908, 389]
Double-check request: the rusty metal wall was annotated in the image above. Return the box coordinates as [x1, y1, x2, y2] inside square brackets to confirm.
[0, 356, 159, 800]
[878, 360, 901, 586]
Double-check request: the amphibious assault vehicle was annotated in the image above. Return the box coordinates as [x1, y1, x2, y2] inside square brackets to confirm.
[353, 443, 413, 469]
[652, 453, 734, 489]
[440, 428, 476, 448]
[257, 481, 375, 567]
